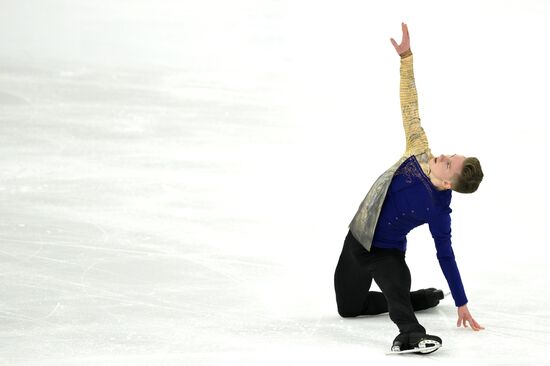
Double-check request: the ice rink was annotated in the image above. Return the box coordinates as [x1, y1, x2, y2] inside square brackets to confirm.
[1, 0, 550, 365]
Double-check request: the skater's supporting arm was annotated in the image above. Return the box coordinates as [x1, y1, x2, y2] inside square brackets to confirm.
[390, 23, 430, 156]
[428, 207, 468, 307]
[429, 208, 485, 331]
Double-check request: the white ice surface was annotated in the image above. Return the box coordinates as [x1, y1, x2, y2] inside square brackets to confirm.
[1, 1, 550, 365]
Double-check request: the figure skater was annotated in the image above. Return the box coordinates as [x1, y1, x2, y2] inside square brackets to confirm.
[334, 22, 485, 354]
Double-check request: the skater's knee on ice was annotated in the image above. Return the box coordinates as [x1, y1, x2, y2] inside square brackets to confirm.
[337, 307, 359, 318]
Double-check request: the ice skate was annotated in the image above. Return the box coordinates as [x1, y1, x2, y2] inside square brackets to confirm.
[425, 288, 445, 301]
[387, 332, 442, 355]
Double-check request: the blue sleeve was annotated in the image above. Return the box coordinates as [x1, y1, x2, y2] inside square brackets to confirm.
[428, 206, 468, 307]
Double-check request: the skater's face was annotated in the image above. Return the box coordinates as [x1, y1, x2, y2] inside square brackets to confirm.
[428, 154, 466, 190]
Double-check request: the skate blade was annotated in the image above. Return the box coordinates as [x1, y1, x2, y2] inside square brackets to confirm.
[386, 341, 441, 355]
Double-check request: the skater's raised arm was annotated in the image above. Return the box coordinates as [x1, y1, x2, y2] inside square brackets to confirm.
[390, 22, 430, 156]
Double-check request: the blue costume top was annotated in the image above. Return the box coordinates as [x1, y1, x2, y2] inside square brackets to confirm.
[372, 155, 467, 307]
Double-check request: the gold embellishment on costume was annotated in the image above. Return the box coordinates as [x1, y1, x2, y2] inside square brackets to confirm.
[395, 158, 434, 195]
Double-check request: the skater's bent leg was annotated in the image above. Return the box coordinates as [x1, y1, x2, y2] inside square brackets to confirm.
[360, 291, 388, 315]
[334, 231, 374, 318]
[361, 287, 442, 314]
[334, 232, 429, 318]
[371, 250, 426, 334]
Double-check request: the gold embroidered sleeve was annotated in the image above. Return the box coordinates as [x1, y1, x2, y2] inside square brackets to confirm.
[400, 53, 430, 156]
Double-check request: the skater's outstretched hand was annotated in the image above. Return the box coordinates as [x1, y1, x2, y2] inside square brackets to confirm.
[390, 22, 411, 57]
[457, 304, 485, 331]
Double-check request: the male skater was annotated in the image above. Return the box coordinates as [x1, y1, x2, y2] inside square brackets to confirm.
[334, 23, 485, 354]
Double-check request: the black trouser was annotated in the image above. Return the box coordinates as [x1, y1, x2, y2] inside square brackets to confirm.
[334, 230, 439, 334]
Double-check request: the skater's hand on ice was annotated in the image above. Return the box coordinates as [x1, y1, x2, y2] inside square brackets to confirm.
[390, 22, 411, 57]
[457, 304, 485, 331]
